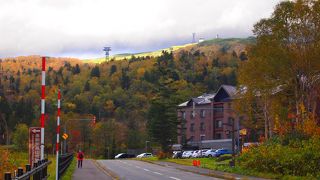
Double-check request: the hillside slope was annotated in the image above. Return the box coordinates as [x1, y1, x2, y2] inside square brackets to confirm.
[85, 37, 254, 64]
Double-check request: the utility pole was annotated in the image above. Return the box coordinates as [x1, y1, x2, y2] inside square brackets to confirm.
[231, 118, 235, 167]
[55, 89, 61, 180]
[40, 57, 46, 160]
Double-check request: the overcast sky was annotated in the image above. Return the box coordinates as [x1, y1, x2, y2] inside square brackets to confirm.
[0, 0, 282, 59]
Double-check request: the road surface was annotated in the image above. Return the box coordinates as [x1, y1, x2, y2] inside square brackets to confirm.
[97, 159, 221, 180]
[72, 159, 113, 180]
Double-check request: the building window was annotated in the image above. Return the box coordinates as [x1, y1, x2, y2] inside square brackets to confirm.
[228, 117, 234, 125]
[215, 133, 222, 139]
[190, 111, 195, 119]
[215, 120, 222, 128]
[200, 135, 205, 141]
[200, 122, 205, 131]
[190, 136, 194, 142]
[214, 105, 224, 112]
[190, 123, 194, 132]
[200, 110, 205, 118]
[182, 111, 186, 119]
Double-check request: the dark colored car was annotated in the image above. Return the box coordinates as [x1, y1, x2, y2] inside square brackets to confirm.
[172, 151, 183, 159]
[114, 153, 135, 159]
[214, 149, 232, 157]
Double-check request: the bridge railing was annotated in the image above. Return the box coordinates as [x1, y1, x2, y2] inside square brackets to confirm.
[58, 153, 74, 179]
[4, 159, 51, 180]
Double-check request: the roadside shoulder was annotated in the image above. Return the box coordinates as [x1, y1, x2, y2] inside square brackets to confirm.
[139, 159, 270, 180]
[93, 160, 120, 180]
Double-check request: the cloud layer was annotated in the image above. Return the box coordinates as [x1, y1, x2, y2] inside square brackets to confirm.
[0, 0, 282, 59]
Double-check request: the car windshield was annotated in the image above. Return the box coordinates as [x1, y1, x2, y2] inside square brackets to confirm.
[115, 153, 123, 157]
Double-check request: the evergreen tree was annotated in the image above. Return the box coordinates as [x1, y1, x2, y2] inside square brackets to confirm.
[90, 66, 100, 78]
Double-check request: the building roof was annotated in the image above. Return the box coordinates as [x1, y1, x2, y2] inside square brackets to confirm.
[178, 84, 237, 107]
[219, 85, 237, 98]
[178, 93, 215, 107]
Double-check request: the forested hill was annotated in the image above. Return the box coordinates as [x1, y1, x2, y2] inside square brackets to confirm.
[0, 37, 252, 154]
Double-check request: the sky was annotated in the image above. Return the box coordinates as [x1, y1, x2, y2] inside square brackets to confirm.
[0, 0, 282, 59]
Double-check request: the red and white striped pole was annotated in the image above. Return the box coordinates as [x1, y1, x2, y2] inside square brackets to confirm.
[56, 89, 61, 180]
[40, 57, 46, 160]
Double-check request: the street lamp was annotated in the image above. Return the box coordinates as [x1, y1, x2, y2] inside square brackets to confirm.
[223, 117, 235, 167]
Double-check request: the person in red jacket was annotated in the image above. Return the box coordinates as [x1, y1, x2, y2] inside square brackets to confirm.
[77, 150, 84, 168]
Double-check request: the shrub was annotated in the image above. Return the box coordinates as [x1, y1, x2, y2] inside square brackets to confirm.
[238, 137, 320, 177]
[157, 151, 170, 159]
[12, 124, 28, 151]
[216, 155, 232, 162]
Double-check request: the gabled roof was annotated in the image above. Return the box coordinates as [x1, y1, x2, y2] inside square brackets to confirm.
[220, 85, 237, 97]
[213, 85, 237, 102]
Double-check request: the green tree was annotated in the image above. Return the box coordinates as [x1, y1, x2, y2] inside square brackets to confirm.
[12, 123, 28, 151]
[238, 0, 320, 138]
[90, 66, 100, 78]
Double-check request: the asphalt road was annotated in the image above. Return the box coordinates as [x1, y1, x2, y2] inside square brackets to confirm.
[72, 159, 113, 180]
[97, 159, 221, 180]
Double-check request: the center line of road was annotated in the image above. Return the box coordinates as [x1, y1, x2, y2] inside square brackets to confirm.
[143, 168, 150, 172]
[135, 165, 141, 169]
[153, 171, 163, 175]
[169, 177, 181, 180]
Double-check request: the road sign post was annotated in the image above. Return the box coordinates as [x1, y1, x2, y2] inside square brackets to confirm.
[29, 127, 41, 166]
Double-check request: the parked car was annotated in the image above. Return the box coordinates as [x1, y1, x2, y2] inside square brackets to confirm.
[136, 153, 153, 158]
[172, 151, 182, 159]
[182, 151, 193, 158]
[200, 149, 210, 157]
[214, 149, 232, 157]
[114, 153, 135, 159]
[191, 150, 200, 158]
[203, 149, 217, 157]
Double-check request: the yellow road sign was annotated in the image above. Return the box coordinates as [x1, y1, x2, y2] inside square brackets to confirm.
[240, 129, 247, 136]
[62, 133, 69, 140]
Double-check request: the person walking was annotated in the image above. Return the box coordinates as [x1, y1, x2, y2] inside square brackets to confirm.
[77, 150, 84, 168]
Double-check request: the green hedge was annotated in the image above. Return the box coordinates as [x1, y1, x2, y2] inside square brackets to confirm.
[238, 137, 320, 177]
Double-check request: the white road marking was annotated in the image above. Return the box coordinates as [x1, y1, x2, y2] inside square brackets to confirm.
[143, 168, 150, 172]
[153, 172, 163, 175]
[169, 177, 181, 180]
[135, 165, 141, 169]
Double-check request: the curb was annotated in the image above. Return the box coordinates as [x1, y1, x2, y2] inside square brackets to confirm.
[92, 160, 120, 180]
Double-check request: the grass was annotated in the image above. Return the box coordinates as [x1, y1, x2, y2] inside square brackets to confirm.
[84, 43, 195, 63]
[198, 37, 256, 46]
[47, 154, 76, 180]
[60, 157, 76, 180]
[47, 155, 56, 180]
[0, 146, 76, 180]
[139, 156, 281, 179]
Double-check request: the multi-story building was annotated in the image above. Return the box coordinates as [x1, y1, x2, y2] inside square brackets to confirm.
[177, 85, 244, 149]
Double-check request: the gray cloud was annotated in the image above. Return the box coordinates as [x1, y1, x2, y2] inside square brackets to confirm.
[0, 0, 282, 59]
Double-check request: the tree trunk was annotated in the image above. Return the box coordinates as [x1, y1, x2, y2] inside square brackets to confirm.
[263, 97, 269, 139]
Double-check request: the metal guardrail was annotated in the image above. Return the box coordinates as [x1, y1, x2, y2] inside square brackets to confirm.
[4, 159, 51, 180]
[58, 153, 73, 179]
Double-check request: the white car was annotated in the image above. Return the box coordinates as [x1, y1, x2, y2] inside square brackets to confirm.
[200, 149, 210, 157]
[192, 150, 202, 158]
[203, 149, 217, 157]
[136, 153, 153, 158]
[182, 151, 193, 158]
